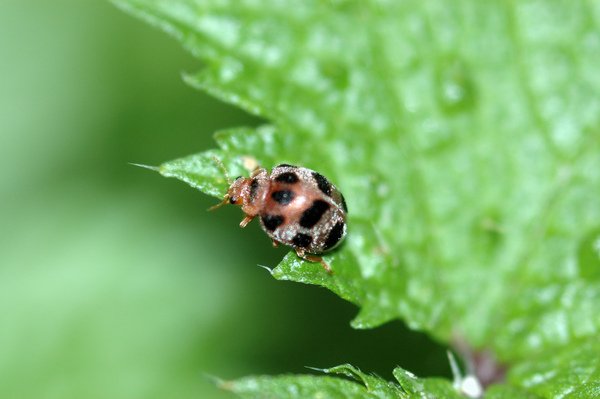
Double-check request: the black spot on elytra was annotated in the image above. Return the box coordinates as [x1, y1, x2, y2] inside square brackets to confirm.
[276, 163, 296, 168]
[261, 215, 284, 231]
[340, 193, 348, 213]
[292, 233, 312, 248]
[271, 190, 295, 205]
[312, 172, 332, 197]
[275, 172, 299, 184]
[299, 200, 330, 228]
[249, 178, 260, 201]
[324, 222, 345, 250]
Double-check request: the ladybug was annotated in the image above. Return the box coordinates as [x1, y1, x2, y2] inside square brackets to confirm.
[211, 159, 348, 273]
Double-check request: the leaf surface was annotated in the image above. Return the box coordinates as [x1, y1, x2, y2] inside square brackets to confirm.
[115, 0, 600, 396]
[221, 364, 461, 399]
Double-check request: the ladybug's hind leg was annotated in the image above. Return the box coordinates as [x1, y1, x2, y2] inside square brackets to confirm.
[295, 248, 332, 274]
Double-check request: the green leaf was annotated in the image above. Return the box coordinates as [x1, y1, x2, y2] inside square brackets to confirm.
[220, 364, 461, 399]
[392, 366, 463, 399]
[115, 0, 600, 396]
[505, 337, 600, 398]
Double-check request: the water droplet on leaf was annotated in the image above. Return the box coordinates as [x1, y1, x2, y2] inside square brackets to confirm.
[436, 55, 476, 113]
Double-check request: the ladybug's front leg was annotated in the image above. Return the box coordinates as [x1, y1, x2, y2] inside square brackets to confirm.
[295, 248, 332, 274]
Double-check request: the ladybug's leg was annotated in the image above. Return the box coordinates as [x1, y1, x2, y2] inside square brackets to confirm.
[239, 215, 254, 228]
[295, 248, 332, 274]
[271, 239, 280, 248]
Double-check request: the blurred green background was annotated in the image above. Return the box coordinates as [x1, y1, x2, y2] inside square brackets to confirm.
[0, 1, 448, 398]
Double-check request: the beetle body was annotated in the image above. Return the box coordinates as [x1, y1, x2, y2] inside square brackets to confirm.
[222, 163, 347, 272]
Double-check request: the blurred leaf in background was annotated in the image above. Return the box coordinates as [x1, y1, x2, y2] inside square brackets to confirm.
[0, 1, 448, 398]
[113, 0, 600, 398]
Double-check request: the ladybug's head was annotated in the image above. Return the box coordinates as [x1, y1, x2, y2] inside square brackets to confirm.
[207, 155, 266, 215]
[225, 169, 269, 216]
[208, 176, 245, 211]
[226, 176, 246, 206]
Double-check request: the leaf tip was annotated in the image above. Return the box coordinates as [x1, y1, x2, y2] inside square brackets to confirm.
[128, 162, 159, 172]
[305, 365, 328, 373]
[257, 264, 275, 275]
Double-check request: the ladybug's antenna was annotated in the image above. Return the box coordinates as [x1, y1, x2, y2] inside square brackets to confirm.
[208, 155, 232, 211]
[208, 197, 229, 211]
[211, 155, 232, 185]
